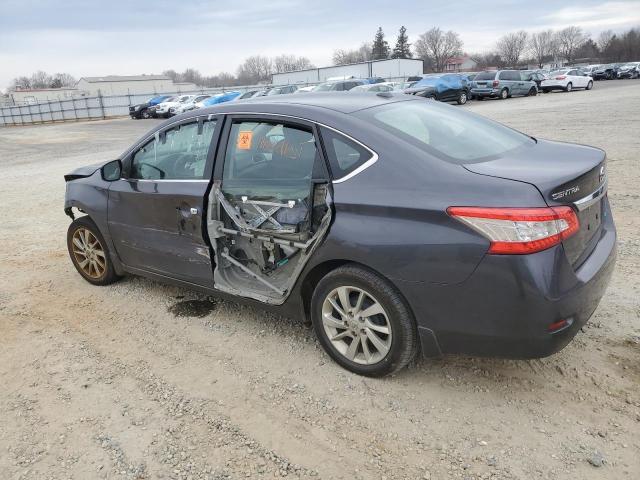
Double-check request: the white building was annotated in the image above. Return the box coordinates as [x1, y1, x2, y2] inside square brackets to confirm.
[7, 87, 79, 105]
[271, 58, 424, 85]
[76, 75, 175, 96]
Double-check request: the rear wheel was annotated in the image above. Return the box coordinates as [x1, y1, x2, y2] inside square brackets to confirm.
[565, 82, 572, 92]
[67, 217, 121, 286]
[499, 88, 509, 99]
[311, 265, 417, 377]
[586, 80, 593, 90]
[141, 109, 151, 119]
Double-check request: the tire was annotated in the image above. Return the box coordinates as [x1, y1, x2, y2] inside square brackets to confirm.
[311, 264, 417, 377]
[527, 87, 537, 96]
[67, 216, 121, 286]
[141, 109, 151, 119]
[565, 82, 572, 92]
[456, 90, 468, 105]
[499, 88, 508, 99]
[586, 80, 593, 90]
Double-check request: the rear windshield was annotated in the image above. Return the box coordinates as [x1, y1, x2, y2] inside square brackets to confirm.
[474, 71, 497, 80]
[355, 100, 533, 164]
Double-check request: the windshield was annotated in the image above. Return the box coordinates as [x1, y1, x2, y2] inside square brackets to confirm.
[474, 71, 497, 81]
[313, 83, 335, 91]
[355, 100, 533, 164]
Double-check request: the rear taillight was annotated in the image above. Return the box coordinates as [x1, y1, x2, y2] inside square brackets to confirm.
[492, 80, 499, 87]
[555, 75, 566, 80]
[447, 206, 579, 254]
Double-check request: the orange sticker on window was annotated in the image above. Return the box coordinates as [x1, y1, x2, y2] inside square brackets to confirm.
[237, 131, 253, 150]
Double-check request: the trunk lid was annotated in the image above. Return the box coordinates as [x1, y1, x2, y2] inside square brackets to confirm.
[464, 139, 607, 266]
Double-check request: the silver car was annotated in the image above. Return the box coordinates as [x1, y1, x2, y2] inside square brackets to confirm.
[471, 70, 538, 100]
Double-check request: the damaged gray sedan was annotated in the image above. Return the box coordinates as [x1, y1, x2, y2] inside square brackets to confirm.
[64, 93, 616, 376]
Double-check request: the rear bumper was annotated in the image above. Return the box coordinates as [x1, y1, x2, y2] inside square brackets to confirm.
[471, 88, 499, 97]
[399, 200, 617, 359]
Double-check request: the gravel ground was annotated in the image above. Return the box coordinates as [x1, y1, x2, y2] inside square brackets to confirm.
[1, 80, 639, 480]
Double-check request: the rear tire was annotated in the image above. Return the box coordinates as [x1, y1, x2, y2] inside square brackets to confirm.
[141, 109, 151, 119]
[565, 82, 572, 92]
[67, 216, 121, 286]
[499, 88, 508, 99]
[311, 264, 417, 377]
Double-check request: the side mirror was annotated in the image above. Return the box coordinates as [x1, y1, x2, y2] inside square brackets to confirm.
[101, 159, 122, 182]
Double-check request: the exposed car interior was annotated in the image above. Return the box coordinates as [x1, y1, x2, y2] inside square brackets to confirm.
[207, 120, 332, 303]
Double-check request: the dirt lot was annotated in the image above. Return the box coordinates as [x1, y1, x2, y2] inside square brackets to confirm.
[1, 81, 639, 480]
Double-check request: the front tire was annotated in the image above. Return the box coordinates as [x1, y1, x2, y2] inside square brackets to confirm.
[527, 87, 537, 96]
[586, 80, 593, 90]
[67, 216, 121, 286]
[141, 109, 151, 119]
[457, 90, 468, 105]
[311, 265, 417, 377]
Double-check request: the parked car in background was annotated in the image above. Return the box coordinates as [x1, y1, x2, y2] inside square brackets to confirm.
[197, 91, 242, 108]
[169, 95, 211, 116]
[313, 79, 367, 91]
[521, 71, 548, 90]
[154, 95, 198, 118]
[541, 69, 593, 92]
[350, 83, 395, 93]
[266, 85, 299, 95]
[64, 93, 616, 377]
[405, 73, 471, 104]
[364, 77, 386, 84]
[129, 95, 171, 119]
[593, 64, 618, 80]
[295, 85, 317, 93]
[617, 62, 640, 79]
[236, 90, 260, 100]
[471, 70, 538, 100]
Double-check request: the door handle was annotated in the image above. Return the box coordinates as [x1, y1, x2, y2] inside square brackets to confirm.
[190, 207, 199, 215]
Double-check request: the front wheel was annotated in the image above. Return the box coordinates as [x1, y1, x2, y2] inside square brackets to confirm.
[565, 82, 573, 92]
[67, 216, 121, 286]
[457, 90, 468, 105]
[311, 265, 417, 377]
[527, 87, 537, 96]
[141, 109, 151, 119]
[586, 80, 593, 90]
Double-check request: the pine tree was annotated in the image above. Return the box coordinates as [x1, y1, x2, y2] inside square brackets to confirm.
[392, 26, 412, 59]
[371, 27, 390, 60]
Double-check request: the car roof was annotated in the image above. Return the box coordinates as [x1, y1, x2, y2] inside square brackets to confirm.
[197, 92, 416, 116]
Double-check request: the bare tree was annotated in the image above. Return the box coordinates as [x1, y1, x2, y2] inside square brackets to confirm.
[272, 54, 314, 73]
[496, 31, 528, 67]
[555, 26, 586, 64]
[529, 30, 555, 68]
[470, 52, 504, 70]
[332, 43, 373, 65]
[414, 27, 463, 72]
[11, 76, 32, 89]
[597, 30, 614, 53]
[236, 55, 273, 84]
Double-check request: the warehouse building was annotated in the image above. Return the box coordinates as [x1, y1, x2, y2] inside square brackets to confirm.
[6, 87, 79, 105]
[271, 58, 424, 85]
[75, 75, 175, 96]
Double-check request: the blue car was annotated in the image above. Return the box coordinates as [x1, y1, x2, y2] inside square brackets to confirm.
[404, 74, 470, 105]
[201, 91, 242, 107]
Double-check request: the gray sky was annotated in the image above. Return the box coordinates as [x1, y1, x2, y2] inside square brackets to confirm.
[1, 0, 639, 90]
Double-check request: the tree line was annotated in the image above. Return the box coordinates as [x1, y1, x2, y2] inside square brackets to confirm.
[11, 71, 76, 89]
[10, 26, 640, 91]
[333, 25, 640, 72]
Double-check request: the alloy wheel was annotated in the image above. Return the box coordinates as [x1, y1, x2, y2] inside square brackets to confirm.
[71, 227, 106, 279]
[321, 286, 392, 365]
